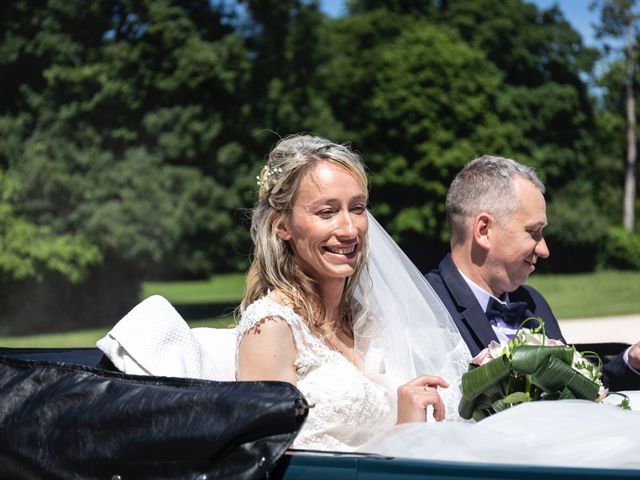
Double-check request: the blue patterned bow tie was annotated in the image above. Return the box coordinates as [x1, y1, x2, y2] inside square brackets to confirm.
[485, 298, 529, 326]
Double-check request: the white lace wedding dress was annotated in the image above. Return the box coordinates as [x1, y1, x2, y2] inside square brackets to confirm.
[237, 296, 396, 451]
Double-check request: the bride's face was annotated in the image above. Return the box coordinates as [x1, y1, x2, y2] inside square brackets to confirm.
[277, 161, 368, 287]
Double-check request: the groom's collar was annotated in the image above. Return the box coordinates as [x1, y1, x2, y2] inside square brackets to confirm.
[457, 270, 510, 312]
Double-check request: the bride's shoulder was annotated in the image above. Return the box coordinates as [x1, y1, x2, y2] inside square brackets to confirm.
[239, 292, 300, 334]
[243, 291, 295, 315]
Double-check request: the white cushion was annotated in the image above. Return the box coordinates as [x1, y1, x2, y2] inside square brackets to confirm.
[97, 295, 237, 381]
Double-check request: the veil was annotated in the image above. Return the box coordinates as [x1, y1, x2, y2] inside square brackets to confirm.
[353, 213, 471, 420]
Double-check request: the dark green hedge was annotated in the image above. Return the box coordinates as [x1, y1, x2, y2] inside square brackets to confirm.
[603, 227, 640, 270]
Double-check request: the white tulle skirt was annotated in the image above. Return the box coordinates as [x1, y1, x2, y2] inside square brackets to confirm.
[360, 394, 640, 470]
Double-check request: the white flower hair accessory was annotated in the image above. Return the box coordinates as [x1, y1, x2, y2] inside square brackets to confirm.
[256, 164, 283, 193]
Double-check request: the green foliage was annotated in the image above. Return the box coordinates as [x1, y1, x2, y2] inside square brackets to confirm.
[497, 83, 593, 189]
[603, 227, 640, 269]
[0, 0, 260, 333]
[0, 0, 607, 277]
[1, 0, 255, 277]
[0, 0, 631, 333]
[590, 0, 639, 40]
[544, 184, 609, 272]
[0, 169, 101, 284]
[443, 0, 596, 85]
[366, 19, 505, 239]
[242, 0, 345, 141]
[439, 0, 597, 194]
[0, 168, 107, 336]
[327, 12, 519, 266]
[590, 0, 640, 232]
[346, 0, 439, 16]
[592, 56, 638, 229]
[459, 331, 603, 420]
[325, 0, 601, 268]
[592, 105, 626, 222]
[546, 200, 608, 250]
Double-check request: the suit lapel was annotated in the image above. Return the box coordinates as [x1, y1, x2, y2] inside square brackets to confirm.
[438, 255, 497, 350]
[510, 288, 563, 340]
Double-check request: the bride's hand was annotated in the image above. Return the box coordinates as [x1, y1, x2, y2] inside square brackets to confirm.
[396, 375, 449, 424]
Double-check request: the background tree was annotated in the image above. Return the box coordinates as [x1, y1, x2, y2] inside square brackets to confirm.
[326, 11, 517, 266]
[330, 0, 599, 269]
[239, 0, 345, 143]
[593, 59, 628, 223]
[0, 168, 101, 334]
[438, 0, 603, 272]
[0, 0, 631, 333]
[591, 0, 640, 232]
[0, 0, 255, 332]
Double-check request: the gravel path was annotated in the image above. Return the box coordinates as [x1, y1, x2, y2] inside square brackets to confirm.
[559, 314, 640, 345]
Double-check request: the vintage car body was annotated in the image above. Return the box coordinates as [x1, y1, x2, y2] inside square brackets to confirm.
[276, 451, 640, 480]
[1, 346, 639, 480]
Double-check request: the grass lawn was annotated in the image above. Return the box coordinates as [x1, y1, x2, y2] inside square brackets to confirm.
[527, 270, 640, 319]
[1, 270, 640, 348]
[141, 273, 245, 303]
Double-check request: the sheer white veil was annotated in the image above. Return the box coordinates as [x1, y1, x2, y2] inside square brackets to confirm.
[353, 213, 471, 420]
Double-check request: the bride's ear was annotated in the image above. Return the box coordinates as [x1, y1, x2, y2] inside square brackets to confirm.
[275, 220, 291, 241]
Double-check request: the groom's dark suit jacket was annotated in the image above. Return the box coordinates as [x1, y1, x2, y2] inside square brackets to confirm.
[426, 254, 639, 391]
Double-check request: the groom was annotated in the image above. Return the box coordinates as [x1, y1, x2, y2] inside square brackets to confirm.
[425, 155, 640, 391]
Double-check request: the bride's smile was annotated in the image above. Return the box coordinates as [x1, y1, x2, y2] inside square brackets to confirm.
[277, 161, 368, 285]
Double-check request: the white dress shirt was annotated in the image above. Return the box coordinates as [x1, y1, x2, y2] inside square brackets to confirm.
[457, 270, 520, 344]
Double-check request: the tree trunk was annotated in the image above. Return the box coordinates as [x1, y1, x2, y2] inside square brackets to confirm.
[624, 24, 637, 232]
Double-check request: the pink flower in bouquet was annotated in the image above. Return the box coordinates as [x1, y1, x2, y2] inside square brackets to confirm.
[471, 341, 504, 366]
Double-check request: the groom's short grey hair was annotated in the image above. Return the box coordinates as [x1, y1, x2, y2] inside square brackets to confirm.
[446, 155, 545, 245]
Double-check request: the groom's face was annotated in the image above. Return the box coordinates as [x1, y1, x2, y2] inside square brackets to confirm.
[486, 177, 549, 296]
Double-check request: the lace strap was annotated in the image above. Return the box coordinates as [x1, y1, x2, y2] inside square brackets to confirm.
[236, 297, 330, 365]
[237, 297, 301, 338]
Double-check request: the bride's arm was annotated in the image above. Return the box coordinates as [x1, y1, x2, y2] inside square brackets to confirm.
[237, 316, 298, 384]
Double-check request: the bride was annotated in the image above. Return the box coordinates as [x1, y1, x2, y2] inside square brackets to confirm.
[98, 134, 640, 468]
[234, 134, 469, 450]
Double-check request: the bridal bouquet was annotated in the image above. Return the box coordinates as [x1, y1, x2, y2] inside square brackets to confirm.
[458, 320, 629, 421]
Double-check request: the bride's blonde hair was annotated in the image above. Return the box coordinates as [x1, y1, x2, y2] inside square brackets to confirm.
[241, 134, 369, 337]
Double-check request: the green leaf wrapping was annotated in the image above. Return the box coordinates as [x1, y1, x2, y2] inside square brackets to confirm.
[492, 391, 529, 413]
[458, 355, 511, 419]
[503, 391, 529, 404]
[558, 387, 577, 400]
[531, 356, 600, 400]
[458, 394, 476, 420]
[491, 398, 509, 413]
[511, 345, 574, 374]
[458, 341, 603, 421]
[461, 355, 511, 398]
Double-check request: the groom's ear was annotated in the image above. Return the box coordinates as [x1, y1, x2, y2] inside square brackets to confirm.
[472, 212, 492, 251]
